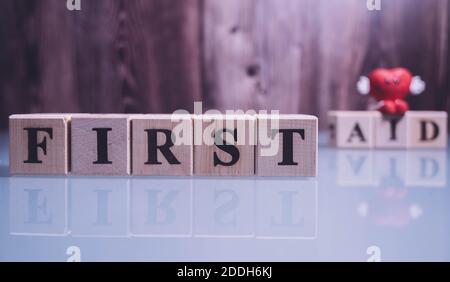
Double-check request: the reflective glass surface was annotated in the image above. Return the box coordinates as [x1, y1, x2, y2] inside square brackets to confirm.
[0, 133, 449, 261]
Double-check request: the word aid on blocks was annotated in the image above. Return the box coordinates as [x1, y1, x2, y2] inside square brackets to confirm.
[9, 114, 71, 175]
[256, 114, 318, 177]
[71, 114, 131, 176]
[193, 114, 256, 176]
[131, 114, 193, 176]
[329, 111, 448, 149]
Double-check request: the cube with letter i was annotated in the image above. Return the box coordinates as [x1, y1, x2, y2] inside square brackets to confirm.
[71, 114, 131, 176]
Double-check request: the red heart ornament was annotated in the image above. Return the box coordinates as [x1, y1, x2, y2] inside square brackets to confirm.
[368, 68, 413, 101]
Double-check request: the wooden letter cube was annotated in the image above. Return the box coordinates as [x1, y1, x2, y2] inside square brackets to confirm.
[131, 114, 193, 176]
[374, 112, 407, 148]
[328, 111, 376, 148]
[406, 111, 448, 149]
[193, 115, 256, 176]
[71, 114, 131, 175]
[9, 114, 70, 175]
[256, 114, 317, 177]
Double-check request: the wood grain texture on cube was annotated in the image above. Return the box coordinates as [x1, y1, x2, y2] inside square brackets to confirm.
[328, 111, 376, 148]
[9, 114, 70, 175]
[132, 114, 193, 176]
[406, 111, 448, 149]
[374, 112, 407, 148]
[256, 115, 317, 177]
[71, 114, 131, 175]
[193, 115, 256, 176]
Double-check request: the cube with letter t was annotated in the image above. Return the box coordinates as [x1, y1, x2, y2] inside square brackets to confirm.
[256, 114, 318, 177]
[9, 114, 71, 175]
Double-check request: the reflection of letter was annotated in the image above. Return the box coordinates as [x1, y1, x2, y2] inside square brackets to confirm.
[25, 189, 52, 224]
[131, 179, 192, 236]
[94, 190, 111, 226]
[10, 178, 68, 236]
[70, 179, 129, 237]
[147, 190, 178, 225]
[406, 151, 446, 187]
[271, 191, 303, 227]
[338, 151, 377, 187]
[214, 190, 239, 226]
[373, 151, 406, 187]
[256, 179, 317, 239]
[420, 158, 439, 179]
[194, 179, 254, 237]
[346, 155, 367, 175]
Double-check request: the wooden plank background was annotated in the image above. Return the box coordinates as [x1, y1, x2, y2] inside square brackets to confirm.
[0, 0, 449, 130]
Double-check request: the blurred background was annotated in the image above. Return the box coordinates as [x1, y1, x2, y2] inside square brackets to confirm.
[0, 0, 449, 130]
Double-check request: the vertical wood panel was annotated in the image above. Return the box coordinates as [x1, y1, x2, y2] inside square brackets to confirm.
[0, 0, 449, 130]
[202, 0, 450, 128]
[0, 0, 202, 129]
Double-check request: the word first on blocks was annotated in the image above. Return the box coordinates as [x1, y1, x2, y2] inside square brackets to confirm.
[9, 114, 70, 175]
[328, 111, 448, 149]
[9, 113, 319, 177]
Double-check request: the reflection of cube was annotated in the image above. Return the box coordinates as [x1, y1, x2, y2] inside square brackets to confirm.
[328, 111, 376, 148]
[337, 150, 377, 187]
[9, 177, 68, 236]
[406, 111, 448, 149]
[374, 112, 407, 148]
[9, 114, 70, 175]
[131, 179, 192, 237]
[406, 151, 447, 187]
[194, 179, 255, 237]
[374, 150, 407, 187]
[70, 178, 129, 237]
[255, 179, 317, 239]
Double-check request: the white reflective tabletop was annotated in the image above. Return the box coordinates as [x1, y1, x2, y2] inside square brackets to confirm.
[0, 133, 449, 262]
